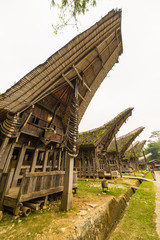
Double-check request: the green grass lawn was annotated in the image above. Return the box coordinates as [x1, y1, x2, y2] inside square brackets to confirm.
[109, 174, 159, 240]
[0, 179, 132, 240]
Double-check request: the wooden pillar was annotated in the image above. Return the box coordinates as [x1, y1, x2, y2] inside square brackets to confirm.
[43, 150, 49, 172]
[61, 153, 74, 210]
[52, 150, 57, 170]
[91, 150, 96, 178]
[58, 149, 62, 171]
[61, 79, 79, 211]
[0, 137, 10, 162]
[114, 135, 122, 178]
[11, 145, 26, 187]
[143, 151, 147, 170]
[61, 149, 66, 171]
[0, 168, 15, 210]
[3, 142, 16, 173]
[0, 143, 12, 172]
[30, 149, 39, 172]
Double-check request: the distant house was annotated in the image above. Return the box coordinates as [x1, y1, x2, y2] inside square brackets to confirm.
[128, 140, 146, 171]
[139, 153, 152, 170]
[147, 159, 160, 169]
[122, 141, 140, 172]
[106, 127, 144, 174]
[75, 108, 133, 178]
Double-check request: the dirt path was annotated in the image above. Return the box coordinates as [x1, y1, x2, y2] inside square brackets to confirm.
[154, 172, 160, 238]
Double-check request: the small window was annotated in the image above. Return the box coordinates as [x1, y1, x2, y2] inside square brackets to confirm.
[32, 116, 39, 125]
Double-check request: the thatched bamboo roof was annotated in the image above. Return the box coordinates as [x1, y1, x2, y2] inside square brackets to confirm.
[131, 140, 146, 158]
[124, 141, 139, 159]
[78, 107, 133, 148]
[0, 9, 122, 127]
[139, 153, 152, 164]
[107, 127, 144, 155]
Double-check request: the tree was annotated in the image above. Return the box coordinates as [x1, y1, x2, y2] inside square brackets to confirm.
[145, 130, 160, 160]
[51, 0, 97, 33]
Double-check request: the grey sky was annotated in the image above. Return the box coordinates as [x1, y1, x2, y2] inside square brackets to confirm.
[0, 0, 160, 144]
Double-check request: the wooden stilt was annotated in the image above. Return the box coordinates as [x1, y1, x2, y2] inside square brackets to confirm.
[0, 143, 12, 173]
[52, 150, 57, 170]
[58, 149, 62, 170]
[61, 153, 74, 210]
[0, 137, 10, 162]
[30, 149, 39, 172]
[43, 150, 49, 172]
[61, 79, 79, 211]
[3, 142, 16, 173]
[114, 135, 122, 178]
[11, 145, 27, 187]
[0, 168, 15, 210]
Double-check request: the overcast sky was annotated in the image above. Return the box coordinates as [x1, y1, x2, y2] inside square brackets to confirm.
[0, 0, 160, 144]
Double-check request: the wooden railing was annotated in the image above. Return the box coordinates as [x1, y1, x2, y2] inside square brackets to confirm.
[19, 171, 77, 202]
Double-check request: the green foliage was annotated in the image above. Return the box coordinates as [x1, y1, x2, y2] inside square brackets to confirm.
[145, 131, 160, 160]
[51, 0, 97, 33]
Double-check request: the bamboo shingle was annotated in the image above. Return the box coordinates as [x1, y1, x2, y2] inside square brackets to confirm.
[0, 9, 122, 124]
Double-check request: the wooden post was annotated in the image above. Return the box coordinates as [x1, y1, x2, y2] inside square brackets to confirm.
[58, 149, 62, 170]
[0, 137, 10, 163]
[3, 142, 16, 173]
[0, 168, 15, 210]
[43, 150, 49, 172]
[143, 151, 147, 170]
[61, 79, 79, 211]
[52, 150, 57, 170]
[0, 143, 13, 173]
[133, 148, 139, 171]
[61, 153, 74, 210]
[114, 135, 122, 178]
[30, 149, 39, 172]
[11, 145, 26, 187]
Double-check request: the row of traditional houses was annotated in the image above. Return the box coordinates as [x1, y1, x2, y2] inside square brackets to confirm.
[0, 9, 124, 214]
[75, 108, 147, 179]
[0, 9, 150, 217]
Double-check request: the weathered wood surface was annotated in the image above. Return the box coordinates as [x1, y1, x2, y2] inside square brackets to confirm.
[122, 176, 153, 182]
[3, 171, 77, 208]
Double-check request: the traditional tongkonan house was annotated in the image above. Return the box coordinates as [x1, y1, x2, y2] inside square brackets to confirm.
[122, 141, 140, 173]
[106, 127, 144, 176]
[0, 9, 123, 215]
[138, 153, 152, 171]
[75, 107, 133, 178]
[147, 159, 160, 170]
[129, 140, 146, 172]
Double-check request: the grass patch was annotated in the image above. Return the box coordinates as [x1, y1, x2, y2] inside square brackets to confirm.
[109, 180, 159, 240]
[0, 179, 134, 240]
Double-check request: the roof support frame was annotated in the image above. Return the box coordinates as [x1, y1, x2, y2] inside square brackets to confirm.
[62, 74, 86, 102]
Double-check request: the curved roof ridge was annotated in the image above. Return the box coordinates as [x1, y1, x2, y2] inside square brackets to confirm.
[79, 107, 133, 146]
[107, 126, 145, 154]
[133, 140, 146, 157]
[0, 9, 122, 119]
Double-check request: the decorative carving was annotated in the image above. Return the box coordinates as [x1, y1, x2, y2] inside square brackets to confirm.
[66, 80, 79, 157]
[0, 113, 23, 138]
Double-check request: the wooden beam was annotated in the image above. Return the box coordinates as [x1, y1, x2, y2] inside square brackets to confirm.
[43, 150, 49, 172]
[73, 65, 91, 92]
[30, 149, 39, 172]
[62, 74, 86, 102]
[114, 134, 122, 178]
[11, 145, 27, 187]
[0, 137, 10, 162]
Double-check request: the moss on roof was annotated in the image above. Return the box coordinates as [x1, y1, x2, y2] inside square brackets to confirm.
[107, 127, 144, 154]
[78, 107, 133, 147]
[124, 141, 139, 158]
[131, 140, 146, 157]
